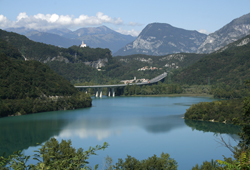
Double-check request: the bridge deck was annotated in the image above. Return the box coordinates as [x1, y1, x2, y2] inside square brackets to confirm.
[75, 72, 167, 89]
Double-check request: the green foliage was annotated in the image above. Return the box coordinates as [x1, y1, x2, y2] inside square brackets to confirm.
[181, 85, 212, 95]
[111, 153, 177, 170]
[0, 50, 92, 118]
[116, 53, 206, 70]
[68, 46, 111, 62]
[211, 83, 250, 99]
[172, 34, 250, 86]
[0, 39, 23, 60]
[184, 99, 244, 124]
[184, 119, 241, 135]
[192, 159, 219, 170]
[217, 151, 250, 170]
[0, 138, 108, 170]
[121, 83, 183, 96]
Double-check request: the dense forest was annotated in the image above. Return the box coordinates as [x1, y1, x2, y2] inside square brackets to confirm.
[184, 99, 244, 124]
[121, 82, 183, 96]
[172, 34, 250, 86]
[0, 40, 92, 118]
[116, 53, 206, 70]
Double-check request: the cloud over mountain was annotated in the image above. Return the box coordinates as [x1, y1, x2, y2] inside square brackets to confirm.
[0, 12, 123, 30]
[116, 27, 141, 37]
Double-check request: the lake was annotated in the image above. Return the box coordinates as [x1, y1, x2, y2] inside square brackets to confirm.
[0, 96, 241, 170]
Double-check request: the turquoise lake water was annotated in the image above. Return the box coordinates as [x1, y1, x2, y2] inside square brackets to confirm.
[0, 96, 241, 169]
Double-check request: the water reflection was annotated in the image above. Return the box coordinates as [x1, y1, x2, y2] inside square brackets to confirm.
[0, 96, 242, 170]
[185, 119, 241, 138]
[0, 112, 68, 156]
[57, 113, 186, 140]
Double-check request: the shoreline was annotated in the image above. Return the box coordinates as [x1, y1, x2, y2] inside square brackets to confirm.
[123, 93, 214, 98]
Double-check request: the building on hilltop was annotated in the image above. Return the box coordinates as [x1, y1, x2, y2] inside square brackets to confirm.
[80, 41, 87, 48]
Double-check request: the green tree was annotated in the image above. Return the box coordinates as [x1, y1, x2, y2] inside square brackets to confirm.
[0, 138, 108, 170]
[111, 153, 177, 170]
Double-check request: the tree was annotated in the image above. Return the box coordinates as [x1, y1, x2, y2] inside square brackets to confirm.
[0, 138, 108, 170]
[109, 153, 177, 170]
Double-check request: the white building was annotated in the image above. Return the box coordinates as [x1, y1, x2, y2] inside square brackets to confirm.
[80, 41, 87, 48]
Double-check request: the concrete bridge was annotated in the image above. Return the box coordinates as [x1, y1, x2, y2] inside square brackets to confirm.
[75, 72, 167, 97]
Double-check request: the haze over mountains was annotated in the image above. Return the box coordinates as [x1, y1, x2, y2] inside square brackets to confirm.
[5, 26, 136, 53]
[5, 12, 250, 57]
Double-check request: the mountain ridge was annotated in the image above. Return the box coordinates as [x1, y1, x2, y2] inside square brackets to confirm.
[5, 26, 136, 53]
[114, 23, 207, 56]
[197, 12, 250, 53]
[172, 34, 250, 85]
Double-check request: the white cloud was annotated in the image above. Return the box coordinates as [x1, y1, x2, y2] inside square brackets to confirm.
[0, 15, 11, 28]
[17, 12, 28, 21]
[198, 29, 210, 35]
[116, 28, 141, 37]
[0, 12, 123, 30]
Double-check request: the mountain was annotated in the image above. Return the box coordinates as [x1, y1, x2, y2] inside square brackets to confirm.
[197, 12, 250, 53]
[114, 23, 207, 56]
[172, 34, 250, 85]
[66, 26, 136, 53]
[26, 31, 82, 48]
[5, 26, 136, 53]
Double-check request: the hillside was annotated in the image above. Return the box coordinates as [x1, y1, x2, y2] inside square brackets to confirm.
[114, 23, 207, 56]
[0, 38, 23, 60]
[172, 34, 250, 86]
[197, 12, 250, 53]
[0, 29, 112, 63]
[0, 29, 115, 82]
[0, 29, 168, 84]
[0, 41, 92, 118]
[116, 53, 206, 70]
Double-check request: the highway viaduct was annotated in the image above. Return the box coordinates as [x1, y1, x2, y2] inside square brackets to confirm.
[75, 72, 167, 97]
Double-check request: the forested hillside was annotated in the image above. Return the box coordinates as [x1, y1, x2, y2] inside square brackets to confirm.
[172, 34, 250, 86]
[0, 41, 92, 118]
[116, 53, 206, 70]
[0, 39, 23, 60]
[0, 29, 112, 63]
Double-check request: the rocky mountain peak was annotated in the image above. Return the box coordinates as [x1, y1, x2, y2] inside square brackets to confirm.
[114, 23, 207, 56]
[197, 12, 250, 54]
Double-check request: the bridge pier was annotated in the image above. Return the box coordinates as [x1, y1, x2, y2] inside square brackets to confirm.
[84, 88, 88, 94]
[107, 87, 111, 97]
[112, 87, 115, 97]
[95, 88, 99, 98]
[99, 88, 102, 98]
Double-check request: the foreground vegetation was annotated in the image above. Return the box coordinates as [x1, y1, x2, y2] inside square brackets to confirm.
[0, 138, 178, 170]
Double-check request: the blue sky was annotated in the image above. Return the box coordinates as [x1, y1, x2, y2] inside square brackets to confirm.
[0, 0, 250, 36]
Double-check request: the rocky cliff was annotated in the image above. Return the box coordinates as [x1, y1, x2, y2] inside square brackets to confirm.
[197, 13, 250, 53]
[114, 23, 207, 56]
